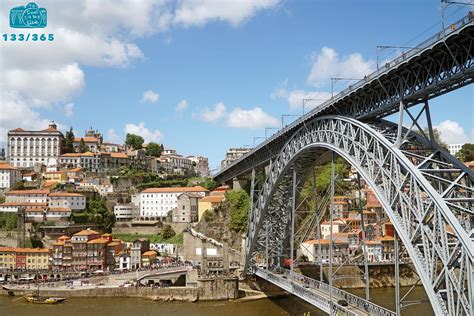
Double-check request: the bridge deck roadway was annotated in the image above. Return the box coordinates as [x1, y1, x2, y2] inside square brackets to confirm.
[255, 267, 395, 316]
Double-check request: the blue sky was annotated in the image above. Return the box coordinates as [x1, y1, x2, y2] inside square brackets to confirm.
[1, 1, 472, 171]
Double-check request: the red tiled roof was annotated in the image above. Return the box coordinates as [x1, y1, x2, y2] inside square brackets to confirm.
[5, 189, 49, 195]
[49, 192, 84, 197]
[142, 186, 208, 193]
[74, 137, 98, 143]
[0, 163, 19, 170]
[49, 207, 71, 212]
[9, 128, 25, 132]
[0, 202, 48, 207]
[73, 229, 100, 236]
[200, 196, 224, 203]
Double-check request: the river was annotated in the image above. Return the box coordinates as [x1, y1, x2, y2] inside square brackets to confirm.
[0, 287, 433, 316]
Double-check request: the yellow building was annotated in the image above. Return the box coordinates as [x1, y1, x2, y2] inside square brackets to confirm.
[141, 250, 157, 267]
[0, 247, 16, 270]
[24, 248, 50, 270]
[43, 171, 67, 182]
[198, 195, 225, 222]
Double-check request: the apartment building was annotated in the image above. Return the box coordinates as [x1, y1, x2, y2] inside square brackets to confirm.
[140, 186, 208, 219]
[7, 123, 64, 168]
[0, 163, 21, 191]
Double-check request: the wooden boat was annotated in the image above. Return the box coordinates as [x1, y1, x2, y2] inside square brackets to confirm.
[24, 295, 66, 304]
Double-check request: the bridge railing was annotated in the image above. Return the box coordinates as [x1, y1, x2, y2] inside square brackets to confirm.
[260, 267, 395, 316]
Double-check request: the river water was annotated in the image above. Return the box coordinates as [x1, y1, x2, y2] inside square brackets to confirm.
[0, 287, 433, 316]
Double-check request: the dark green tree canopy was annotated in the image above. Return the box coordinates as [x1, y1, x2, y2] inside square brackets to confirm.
[146, 142, 163, 157]
[162, 224, 176, 239]
[456, 143, 474, 162]
[78, 138, 89, 153]
[64, 127, 75, 153]
[125, 133, 144, 150]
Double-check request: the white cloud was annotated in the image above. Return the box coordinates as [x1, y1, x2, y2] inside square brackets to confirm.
[173, 0, 280, 27]
[107, 128, 121, 144]
[4, 63, 85, 107]
[273, 88, 332, 111]
[0, 92, 59, 144]
[435, 120, 473, 144]
[142, 90, 160, 103]
[227, 107, 279, 129]
[307, 47, 374, 87]
[63, 103, 75, 117]
[124, 122, 163, 143]
[176, 99, 189, 112]
[197, 102, 227, 122]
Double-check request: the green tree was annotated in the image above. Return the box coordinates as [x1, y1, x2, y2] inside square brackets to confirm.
[226, 190, 250, 232]
[64, 127, 75, 153]
[125, 133, 144, 150]
[146, 142, 162, 157]
[162, 224, 176, 239]
[423, 128, 447, 149]
[78, 138, 89, 153]
[456, 143, 474, 162]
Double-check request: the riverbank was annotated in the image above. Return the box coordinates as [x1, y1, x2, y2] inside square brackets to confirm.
[1, 277, 239, 302]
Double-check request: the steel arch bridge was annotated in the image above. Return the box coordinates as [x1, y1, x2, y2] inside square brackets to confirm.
[213, 15, 474, 316]
[244, 115, 473, 315]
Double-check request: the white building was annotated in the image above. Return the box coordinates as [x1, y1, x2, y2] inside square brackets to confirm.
[0, 163, 21, 191]
[7, 123, 64, 168]
[220, 147, 251, 170]
[59, 152, 100, 172]
[48, 192, 86, 211]
[159, 154, 193, 174]
[187, 156, 210, 177]
[114, 204, 136, 221]
[4, 189, 49, 204]
[448, 143, 464, 156]
[140, 186, 208, 219]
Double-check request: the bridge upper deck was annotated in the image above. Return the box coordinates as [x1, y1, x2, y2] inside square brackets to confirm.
[215, 15, 474, 183]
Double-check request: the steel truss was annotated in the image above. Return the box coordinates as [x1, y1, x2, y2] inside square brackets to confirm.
[245, 116, 473, 316]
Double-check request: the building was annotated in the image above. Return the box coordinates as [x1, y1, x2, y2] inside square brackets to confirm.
[114, 204, 136, 221]
[43, 171, 67, 182]
[71, 229, 102, 270]
[0, 163, 21, 191]
[49, 192, 86, 211]
[141, 250, 157, 267]
[172, 192, 201, 223]
[4, 189, 49, 204]
[448, 143, 464, 156]
[52, 235, 72, 270]
[320, 220, 346, 239]
[220, 147, 251, 170]
[7, 123, 64, 168]
[15, 248, 50, 271]
[159, 154, 193, 174]
[59, 152, 100, 172]
[118, 252, 131, 271]
[187, 156, 210, 177]
[130, 239, 150, 269]
[0, 247, 16, 270]
[139, 186, 208, 219]
[198, 195, 225, 222]
[73, 128, 103, 153]
[101, 142, 121, 153]
[300, 239, 348, 264]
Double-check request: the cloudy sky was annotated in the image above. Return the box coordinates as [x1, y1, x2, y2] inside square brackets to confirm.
[0, 0, 472, 171]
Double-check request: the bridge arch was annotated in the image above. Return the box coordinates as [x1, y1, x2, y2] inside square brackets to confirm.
[245, 116, 473, 316]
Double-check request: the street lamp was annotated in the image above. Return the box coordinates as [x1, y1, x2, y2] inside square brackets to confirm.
[281, 114, 299, 128]
[302, 98, 329, 115]
[376, 45, 418, 70]
[331, 77, 361, 99]
[265, 127, 279, 139]
[253, 137, 265, 147]
[441, 0, 473, 34]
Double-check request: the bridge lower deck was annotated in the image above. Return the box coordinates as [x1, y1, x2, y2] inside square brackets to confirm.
[254, 267, 395, 316]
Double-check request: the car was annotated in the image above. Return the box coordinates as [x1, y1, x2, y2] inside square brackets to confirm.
[337, 299, 349, 307]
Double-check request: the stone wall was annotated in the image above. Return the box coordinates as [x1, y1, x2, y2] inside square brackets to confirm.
[2, 277, 240, 301]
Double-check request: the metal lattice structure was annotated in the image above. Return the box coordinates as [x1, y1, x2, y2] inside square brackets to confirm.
[245, 116, 473, 315]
